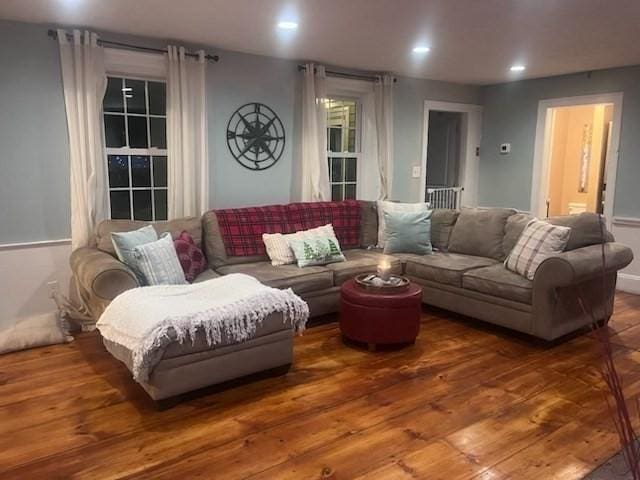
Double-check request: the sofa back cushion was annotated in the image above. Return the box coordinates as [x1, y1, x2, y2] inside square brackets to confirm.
[95, 217, 202, 256]
[286, 200, 361, 249]
[430, 209, 460, 251]
[503, 212, 535, 258]
[212, 205, 289, 259]
[547, 212, 613, 250]
[359, 201, 379, 248]
[448, 207, 516, 260]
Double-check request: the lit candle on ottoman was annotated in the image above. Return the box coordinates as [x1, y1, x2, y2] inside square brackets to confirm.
[377, 259, 392, 282]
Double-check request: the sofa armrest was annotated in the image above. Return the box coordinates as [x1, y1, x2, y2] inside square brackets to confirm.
[70, 247, 139, 301]
[534, 242, 633, 288]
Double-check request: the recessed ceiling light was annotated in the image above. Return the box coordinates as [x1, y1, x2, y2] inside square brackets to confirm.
[413, 46, 431, 53]
[510, 65, 526, 72]
[277, 21, 298, 30]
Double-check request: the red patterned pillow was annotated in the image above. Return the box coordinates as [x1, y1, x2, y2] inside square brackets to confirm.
[286, 200, 362, 248]
[173, 231, 207, 282]
[214, 205, 289, 257]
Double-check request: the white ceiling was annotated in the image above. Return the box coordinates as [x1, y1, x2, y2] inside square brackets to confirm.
[2, 0, 640, 85]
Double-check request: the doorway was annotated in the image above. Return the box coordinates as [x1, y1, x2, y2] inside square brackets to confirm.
[546, 104, 612, 216]
[420, 101, 483, 208]
[425, 111, 462, 188]
[531, 93, 623, 226]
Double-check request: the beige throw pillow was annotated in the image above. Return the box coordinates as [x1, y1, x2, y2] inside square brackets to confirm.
[0, 312, 72, 355]
[505, 219, 571, 280]
[263, 224, 336, 266]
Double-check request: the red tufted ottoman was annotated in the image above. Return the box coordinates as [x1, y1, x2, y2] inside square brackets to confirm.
[339, 278, 423, 351]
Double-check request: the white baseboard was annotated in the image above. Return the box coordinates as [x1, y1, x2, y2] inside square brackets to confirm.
[618, 273, 640, 295]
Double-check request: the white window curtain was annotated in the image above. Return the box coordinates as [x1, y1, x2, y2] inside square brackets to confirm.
[166, 46, 209, 219]
[300, 63, 331, 201]
[57, 29, 107, 250]
[374, 75, 394, 199]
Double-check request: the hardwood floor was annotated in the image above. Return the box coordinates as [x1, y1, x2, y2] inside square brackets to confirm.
[2, 293, 640, 479]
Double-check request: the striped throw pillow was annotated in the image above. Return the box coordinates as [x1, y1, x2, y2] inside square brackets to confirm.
[505, 219, 571, 280]
[132, 233, 187, 286]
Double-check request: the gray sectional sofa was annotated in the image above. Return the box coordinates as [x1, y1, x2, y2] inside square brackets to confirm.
[70, 202, 633, 400]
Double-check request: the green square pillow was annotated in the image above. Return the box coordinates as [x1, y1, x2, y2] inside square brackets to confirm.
[289, 236, 346, 267]
[383, 209, 433, 255]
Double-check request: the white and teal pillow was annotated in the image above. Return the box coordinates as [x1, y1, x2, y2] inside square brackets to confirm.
[131, 233, 187, 286]
[111, 225, 158, 281]
[289, 235, 346, 268]
[383, 209, 433, 255]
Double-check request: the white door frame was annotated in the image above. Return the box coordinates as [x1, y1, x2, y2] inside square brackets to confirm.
[530, 92, 623, 227]
[420, 101, 483, 206]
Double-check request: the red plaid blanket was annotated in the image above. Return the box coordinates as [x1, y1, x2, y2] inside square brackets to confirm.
[214, 205, 289, 257]
[286, 200, 362, 248]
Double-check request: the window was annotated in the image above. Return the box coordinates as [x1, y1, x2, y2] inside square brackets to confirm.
[103, 76, 167, 221]
[326, 99, 359, 200]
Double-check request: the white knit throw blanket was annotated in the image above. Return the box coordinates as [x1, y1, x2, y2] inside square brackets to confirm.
[96, 273, 309, 382]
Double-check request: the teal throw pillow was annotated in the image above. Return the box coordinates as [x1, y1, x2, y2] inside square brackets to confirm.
[383, 209, 433, 255]
[111, 225, 158, 281]
[289, 236, 346, 267]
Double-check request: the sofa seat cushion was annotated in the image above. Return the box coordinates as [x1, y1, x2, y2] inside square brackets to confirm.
[193, 269, 221, 283]
[216, 262, 333, 294]
[403, 253, 498, 287]
[462, 264, 533, 304]
[325, 249, 402, 286]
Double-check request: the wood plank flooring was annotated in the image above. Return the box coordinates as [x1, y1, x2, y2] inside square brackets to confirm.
[1, 292, 640, 479]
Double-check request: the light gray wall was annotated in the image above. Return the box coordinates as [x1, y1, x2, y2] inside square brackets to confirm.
[0, 21, 70, 243]
[207, 51, 299, 209]
[0, 19, 481, 243]
[479, 66, 640, 216]
[393, 76, 481, 202]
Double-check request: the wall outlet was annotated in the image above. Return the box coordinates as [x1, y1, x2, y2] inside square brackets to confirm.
[47, 281, 59, 298]
[411, 166, 421, 178]
[500, 143, 511, 154]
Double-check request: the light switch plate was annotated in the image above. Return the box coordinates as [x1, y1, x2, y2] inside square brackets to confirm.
[412, 166, 421, 178]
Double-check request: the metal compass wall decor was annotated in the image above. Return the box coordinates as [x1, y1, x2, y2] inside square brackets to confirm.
[226, 102, 286, 171]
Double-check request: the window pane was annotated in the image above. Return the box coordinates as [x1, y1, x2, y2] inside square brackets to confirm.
[127, 116, 148, 148]
[154, 189, 168, 221]
[104, 77, 124, 113]
[347, 129, 356, 152]
[150, 117, 166, 149]
[331, 184, 343, 201]
[345, 157, 357, 182]
[329, 128, 341, 152]
[345, 184, 357, 200]
[125, 79, 146, 114]
[148, 81, 166, 115]
[133, 190, 152, 221]
[104, 115, 126, 147]
[153, 156, 167, 187]
[110, 191, 131, 219]
[131, 156, 151, 187]
[331, 157, 343, 183]
[107, 155, 129, 188]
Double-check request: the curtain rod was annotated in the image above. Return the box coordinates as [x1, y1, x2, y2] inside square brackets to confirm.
[297, 65, 397, 83]
[48, 29, 219, 62]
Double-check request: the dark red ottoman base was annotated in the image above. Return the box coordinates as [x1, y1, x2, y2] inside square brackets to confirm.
[339, 279, 423, 351]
